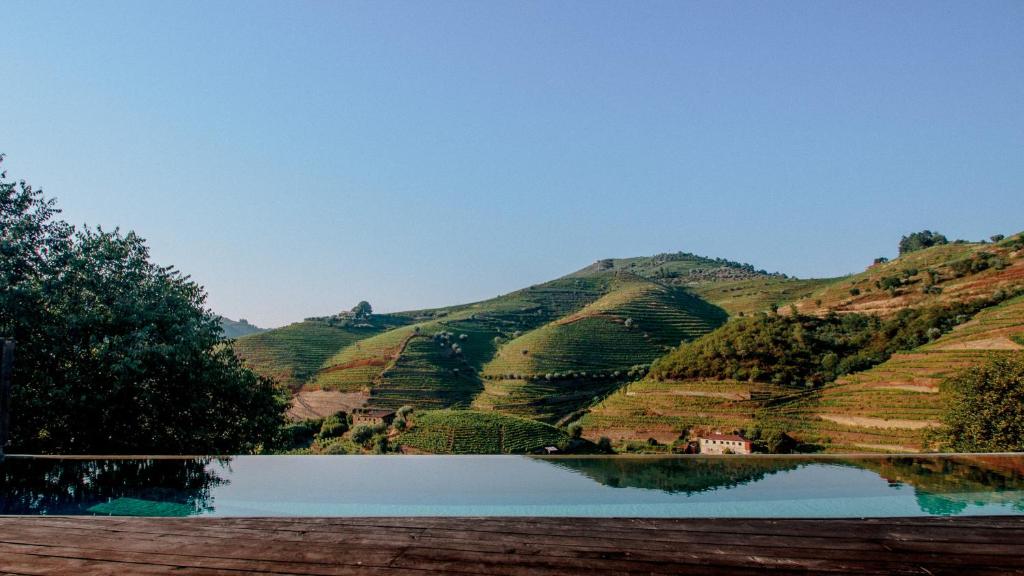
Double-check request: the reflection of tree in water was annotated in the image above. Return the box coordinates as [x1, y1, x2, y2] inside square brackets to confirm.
[845, 456, 1024, 515]
[544, 458, 803, 494]
[0, 457, 229, 515]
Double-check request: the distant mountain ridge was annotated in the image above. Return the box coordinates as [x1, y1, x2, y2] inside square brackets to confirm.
[218, 316, 267, 339]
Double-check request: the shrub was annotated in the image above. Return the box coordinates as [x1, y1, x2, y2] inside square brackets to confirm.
[319, 440, 350, 455]
[596, 436, 613, 453]
[878, 276, 902, 291]
[567, 423, 584, 439]
[279, 420, 320, 449]
[899, 230, 948, 255]
[942, 355, 1024, 452]
[317, 414, 348, 439]
[372, 434, 390, 454]
[849, 288, 861, 296]
[397, 405, 414, 418]
[350, 424, 374, 445]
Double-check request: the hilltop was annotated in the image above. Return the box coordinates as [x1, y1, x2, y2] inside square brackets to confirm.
[218, 316, 267, 339]
[237, 232, 1024, 454]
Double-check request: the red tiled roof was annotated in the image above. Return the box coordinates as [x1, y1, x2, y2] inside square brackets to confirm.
[702, 434, 749, 442]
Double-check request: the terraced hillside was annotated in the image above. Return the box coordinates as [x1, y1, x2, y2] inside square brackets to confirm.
[398, 410, 570, 454]
[579, 379, 792, 446]
[690, 277, 837, 317]
[572, 252, 780, 284]
[233, 315, 411, 389]
[779, 295, 1024, 452]
[473, 275, 728, 421]
[791, 236, 1024, 317]
[309, 276, 616, 409]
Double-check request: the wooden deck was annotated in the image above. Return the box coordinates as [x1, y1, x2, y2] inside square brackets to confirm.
[0, 516, 1022, 575]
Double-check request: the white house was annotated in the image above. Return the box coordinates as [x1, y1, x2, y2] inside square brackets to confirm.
[699, 433, 752, 455]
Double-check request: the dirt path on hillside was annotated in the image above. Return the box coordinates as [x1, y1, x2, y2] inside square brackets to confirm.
[873, 384, 938, 393]
[818, 414, 940, 430]
[626, 390, 748, 400]
[852, 443, 919, 453]
[288, 390, 368, 421]
[933, 336, 1023, 351]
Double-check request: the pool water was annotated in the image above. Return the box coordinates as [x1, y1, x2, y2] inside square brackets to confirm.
[2, 454, 1023, 517]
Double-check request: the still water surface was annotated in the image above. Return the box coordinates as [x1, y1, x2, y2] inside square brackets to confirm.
[2, 455, 1023, 517]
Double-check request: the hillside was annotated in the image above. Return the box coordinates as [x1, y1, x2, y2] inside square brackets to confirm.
[233, 314, 412, 389]
[790, 238, 1024, 316]
[309, 276, 615, 410]
[218, 316, 267, 339]
[578, 233, 1024, 453]
[474, 275, 727, 421]
[398, 410, 570, 454]
[779, 294, 1024, 452]
[579, 378, 791, 447]
[238, 232, 1024, 454]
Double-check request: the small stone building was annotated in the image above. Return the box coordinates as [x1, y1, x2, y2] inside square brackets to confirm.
[698, 433, 752, 455]
[351, 409, 396, 427]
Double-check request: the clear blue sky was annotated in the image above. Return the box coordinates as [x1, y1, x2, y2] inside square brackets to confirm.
[3, 1, 1022, 327]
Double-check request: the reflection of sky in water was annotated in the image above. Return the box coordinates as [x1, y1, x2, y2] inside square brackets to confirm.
[192, 456, 1024, 517]
[2, 455, 1023, 517]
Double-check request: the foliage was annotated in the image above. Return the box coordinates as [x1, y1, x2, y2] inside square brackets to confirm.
[317, 413, 348, 439]
[899, 230, 949, 255]
[351, 301, 373, 319]
[350, 424, 375, 445]
[278, 419, 320, 450]
[0, 161, 288, 454]
[651, 297, 1014, 387]
[941, 354, 1024, 452]
[567, 422, 583, 439]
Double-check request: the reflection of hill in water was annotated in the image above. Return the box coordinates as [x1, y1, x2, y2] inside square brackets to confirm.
[845, 456, 1024, 515]
[544, 457, 802, 494]
[0, 458, 228, 515]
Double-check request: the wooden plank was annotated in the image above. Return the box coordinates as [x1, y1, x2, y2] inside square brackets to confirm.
[0, 516, 1021, 575]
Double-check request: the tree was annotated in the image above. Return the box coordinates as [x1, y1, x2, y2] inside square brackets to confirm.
[942, 354, 1024, 452]
[351, 301, 373, 319]
[0, 158, 288, 454]
[899, 230, 948, 255]
[991, 234, 1005, 243]
[567, 423, 583, 439]
[350, 424, 374, 445]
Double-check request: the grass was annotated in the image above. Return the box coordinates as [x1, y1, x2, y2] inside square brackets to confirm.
[398, 409, 569, 454]
[232, 315, 409, 389]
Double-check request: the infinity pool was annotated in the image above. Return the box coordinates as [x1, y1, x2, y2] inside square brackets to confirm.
[2, 454, 1023, 517]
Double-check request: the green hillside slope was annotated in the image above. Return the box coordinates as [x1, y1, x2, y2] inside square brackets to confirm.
[779, 294, 1024, 452]
[310, 276, 615, 409]
[474, 275, 727, 421]
[233, 314, 411, 389]
[398, 409, 570, 454]
[218, 316, 267, 339]
[791, 237, 1024, 316]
